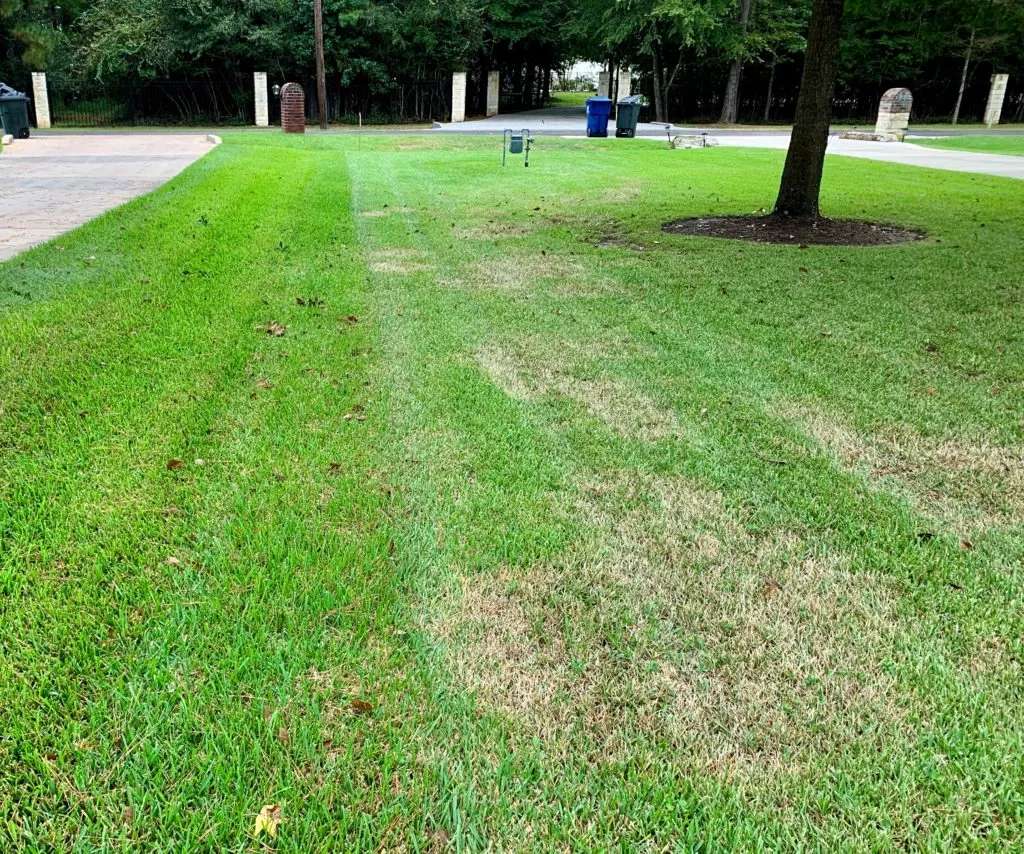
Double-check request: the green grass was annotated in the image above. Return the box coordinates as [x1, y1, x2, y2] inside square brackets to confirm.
[2, 132, 1023, 849]
[914, 134, 1024, 156]
[548, 91, 595, 107]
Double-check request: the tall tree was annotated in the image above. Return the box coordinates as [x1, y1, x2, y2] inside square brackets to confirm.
[719, 0, 754, 122]
[773, 0, 845, 218]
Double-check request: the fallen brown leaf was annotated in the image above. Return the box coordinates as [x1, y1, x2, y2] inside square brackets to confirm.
[265, 322, 287, 337]
[166, 458, 185, 470]
[350, 698, 374, 715]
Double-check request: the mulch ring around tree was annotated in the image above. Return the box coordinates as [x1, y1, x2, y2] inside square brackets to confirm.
[662, 215, 926, 247]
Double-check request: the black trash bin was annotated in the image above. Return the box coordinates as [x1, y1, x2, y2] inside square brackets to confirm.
[0, 82, 31, 139]
[615, 95, 643, 138]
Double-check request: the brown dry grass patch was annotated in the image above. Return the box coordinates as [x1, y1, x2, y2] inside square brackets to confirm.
[784, 403, 1024, 530]
[360, 206, 414, 218]
[474, 343, 679, 441]
[466, 254, 585, 293]
[601, 184, 644, 203]
[430, 472, 904, 774]
[368, 248, 432, 275]
[452, 222, 534, 240]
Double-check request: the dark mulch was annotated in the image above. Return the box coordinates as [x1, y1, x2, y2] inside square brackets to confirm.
[662, 215, 926, 246]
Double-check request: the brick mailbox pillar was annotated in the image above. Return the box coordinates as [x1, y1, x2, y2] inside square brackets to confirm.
[280, 83, 306, 134]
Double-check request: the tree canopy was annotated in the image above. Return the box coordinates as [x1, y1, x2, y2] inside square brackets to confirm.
[1, 0, 1021, 123]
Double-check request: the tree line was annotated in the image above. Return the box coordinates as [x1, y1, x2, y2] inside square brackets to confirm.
[2, 0, 1022, 124]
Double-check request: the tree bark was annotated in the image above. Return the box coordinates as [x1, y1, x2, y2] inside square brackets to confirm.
[774, 0, 845, 218]
[763, 57, 776, 122]
[719, 0, 755, 123]
[313, 0, 328, 129]
[652, 42, 666, 123]
[951, 27, 974, 125]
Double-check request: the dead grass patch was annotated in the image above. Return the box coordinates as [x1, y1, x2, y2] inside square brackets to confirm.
[474, 343, 679, 441]
[368, 248, 432, 276]
[452, 222, 534, 240]
[430, 472, 903, 774]
[466, 254, 585, 293]
[360, 206, 414, 218]
[601, 184, 644, 203]
[784, 403, 1024, 530]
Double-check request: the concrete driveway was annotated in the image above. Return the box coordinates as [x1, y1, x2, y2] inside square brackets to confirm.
[0, 133, 217, 261]
[436, 105, 1024, 181]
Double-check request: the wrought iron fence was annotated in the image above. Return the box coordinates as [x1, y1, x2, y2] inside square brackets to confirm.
[49, 77, 255, 127]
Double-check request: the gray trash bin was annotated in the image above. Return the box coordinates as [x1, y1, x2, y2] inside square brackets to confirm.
[0, 82, 31, 139]
[615, 95, 643, 138]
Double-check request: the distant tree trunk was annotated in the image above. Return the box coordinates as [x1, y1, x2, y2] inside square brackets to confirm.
[951, 27, 975, 125]
[763, 56, 777, 122]
[720, 0, 755, 123]
[773, 0, 846, 218]
[652, 42, 666, 123]
[313, 0, 328, 128]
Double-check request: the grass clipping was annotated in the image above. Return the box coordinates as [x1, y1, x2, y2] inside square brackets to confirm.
[430, 472, 902, 775]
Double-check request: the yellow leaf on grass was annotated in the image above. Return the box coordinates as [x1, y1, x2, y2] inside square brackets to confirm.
[253, 804, 282, 838]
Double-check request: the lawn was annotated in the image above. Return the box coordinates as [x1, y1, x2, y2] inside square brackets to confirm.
[914, 134, 1024, 156]
[548, 91, 595, 107]
[2, 132, 1023, 849]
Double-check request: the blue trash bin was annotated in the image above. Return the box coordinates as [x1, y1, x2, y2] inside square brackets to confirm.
[585, 97, 612, 138]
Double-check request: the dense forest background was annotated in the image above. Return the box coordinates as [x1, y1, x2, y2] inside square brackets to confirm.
[1, 0, 1022, 125]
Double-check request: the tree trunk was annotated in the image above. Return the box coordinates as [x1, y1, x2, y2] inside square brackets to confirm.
[313, 0, 328, 129]
[951, 27, 974, 125]
[719, 0, 755, 123]
[773, 0, 846, 218]
[763, 57, 776, 122]
[652, 43, 666, 123]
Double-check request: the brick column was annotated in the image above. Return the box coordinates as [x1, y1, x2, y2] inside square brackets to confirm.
[451, 72, 467, 123]
[984, 74, 1009, 127]
[280, 83, 305, 133]
[31, 72, 50, 129]
[486, 71, 500, 117]
[254, 72, 269, 127]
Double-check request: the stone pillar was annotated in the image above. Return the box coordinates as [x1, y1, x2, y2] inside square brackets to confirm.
[984, 74, 1009, 127]
[451, 72, 467, 123]
[31, 72, 50, 129]
[874, 87, 912, 140]
[280, 83, 305, 134]
[486, 71, 500, 118]
[254, 71, 269, 127]
[617, 69, 632, 99]
[597, 72, 610, 98]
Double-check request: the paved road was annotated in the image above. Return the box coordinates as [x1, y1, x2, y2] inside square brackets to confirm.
[435, 105, 1024, 180]
[708, 133, 1024, 180]
[0, 134, 217, 261]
